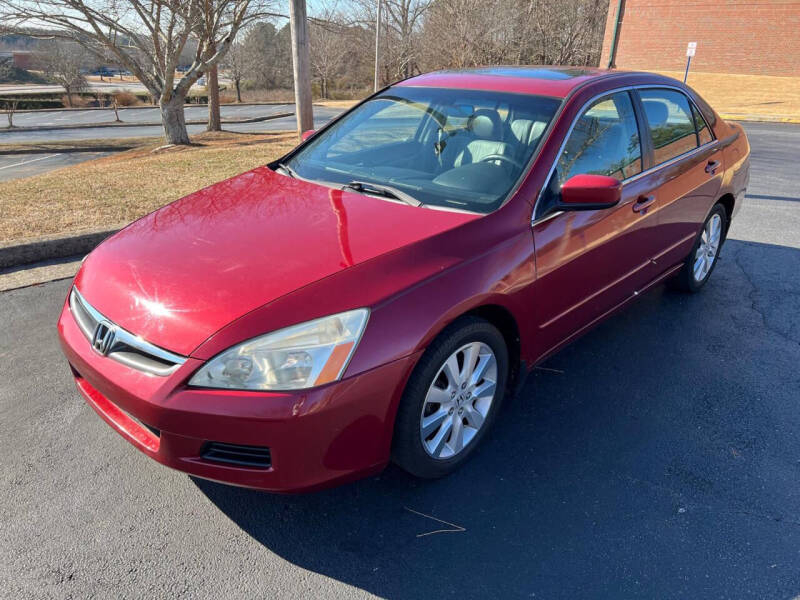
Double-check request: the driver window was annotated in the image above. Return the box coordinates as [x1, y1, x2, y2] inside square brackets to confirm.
[556, 91, 642, 186]
[537, 91, 641, 218]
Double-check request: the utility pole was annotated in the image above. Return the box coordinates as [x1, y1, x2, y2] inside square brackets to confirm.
[289, 0, 314, 137]
[374, 0, 382, 92]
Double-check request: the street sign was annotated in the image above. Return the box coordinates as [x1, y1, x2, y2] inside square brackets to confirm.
[684, 42, 697, 83]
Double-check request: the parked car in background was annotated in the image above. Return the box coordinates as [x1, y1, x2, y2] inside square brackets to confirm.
[58, 67, 750, 492]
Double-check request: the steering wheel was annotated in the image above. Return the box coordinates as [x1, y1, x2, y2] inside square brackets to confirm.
[478, 154, 523, 170]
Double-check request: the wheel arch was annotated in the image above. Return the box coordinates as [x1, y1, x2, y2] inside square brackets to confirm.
[716, 192, 735, 237]
[458, 303, 523, 396]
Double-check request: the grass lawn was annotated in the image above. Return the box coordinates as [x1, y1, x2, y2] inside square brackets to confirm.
[0, 131, 298, 243]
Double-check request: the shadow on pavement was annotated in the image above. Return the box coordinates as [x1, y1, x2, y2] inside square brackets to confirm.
[194, 239, 800, 598]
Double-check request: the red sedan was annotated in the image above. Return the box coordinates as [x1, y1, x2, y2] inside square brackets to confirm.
[58, 67, 750, 492]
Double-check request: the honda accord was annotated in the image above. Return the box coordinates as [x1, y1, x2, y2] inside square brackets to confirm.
[58, 67, 750, 492]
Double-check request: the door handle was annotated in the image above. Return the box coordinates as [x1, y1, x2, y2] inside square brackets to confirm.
[633, 194, 656, 213]
[705, 160, 720, 174]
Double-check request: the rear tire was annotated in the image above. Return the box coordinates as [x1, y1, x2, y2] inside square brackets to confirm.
[392, 317, 509, 479]
[668, 203, 727, 293]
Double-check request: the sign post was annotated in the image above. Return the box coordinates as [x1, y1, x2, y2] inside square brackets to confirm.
[684, 42, 697, 83]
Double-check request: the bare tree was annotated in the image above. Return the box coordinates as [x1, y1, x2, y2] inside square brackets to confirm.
[1, 97, 19, 127]
[346, 0, 431, 87]
[309, 2, 350, 99]
[0, 0, 278, 144]
[383, 0, 431, 80]
[239, 22, 293, 90]
[35, 41, 89, 107]
[0, 54, 14, 82]
[205, 45, 222, 131]
[420, 0, 607, 71]
[199, 0, 221, 132]
[222, 40, 247, 102]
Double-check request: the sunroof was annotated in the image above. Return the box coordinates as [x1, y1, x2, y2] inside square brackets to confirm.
[442, 67, 595, 80]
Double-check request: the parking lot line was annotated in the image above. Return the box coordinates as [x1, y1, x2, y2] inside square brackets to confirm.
[0, 154, 61, 170]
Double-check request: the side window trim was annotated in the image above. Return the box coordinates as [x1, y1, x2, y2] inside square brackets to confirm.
[630, 89, 654, 172]
[690, 102, 714, 145]
[533, 84, 720, 224]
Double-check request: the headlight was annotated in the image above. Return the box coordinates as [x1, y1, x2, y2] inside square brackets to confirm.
[188, 309, 369, 391]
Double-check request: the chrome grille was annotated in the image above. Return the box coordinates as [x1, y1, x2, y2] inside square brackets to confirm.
[69, 287, 187, 377]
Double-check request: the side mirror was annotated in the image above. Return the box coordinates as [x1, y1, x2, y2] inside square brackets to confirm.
[301, 129, 316, 141]
[559, 174, 622, 210]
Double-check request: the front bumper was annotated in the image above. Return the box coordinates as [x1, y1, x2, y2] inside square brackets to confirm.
[57, 294, 420, 492]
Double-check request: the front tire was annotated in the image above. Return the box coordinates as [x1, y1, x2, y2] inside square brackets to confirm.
[392, 317, 509, 479]
[668, 203, 727, 293]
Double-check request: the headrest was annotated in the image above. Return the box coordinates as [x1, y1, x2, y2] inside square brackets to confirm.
[511, 119, 547, 146]
[468, 109, 501, 139]
[642, 99, 669, 128]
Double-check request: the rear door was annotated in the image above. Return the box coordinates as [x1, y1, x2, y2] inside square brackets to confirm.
[633, 88, 724, 274]
[531, 90, 660, 355]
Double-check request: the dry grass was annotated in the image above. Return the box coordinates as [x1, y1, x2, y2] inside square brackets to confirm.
[315, 99, 359, 109]
[0, 131, 298, 243]
[654, 71, 800, 119]
[239, 88, 367, 106]
[239, 88, 296, 103]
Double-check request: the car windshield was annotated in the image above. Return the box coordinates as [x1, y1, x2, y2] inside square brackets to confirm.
[285, 87, 561, 213]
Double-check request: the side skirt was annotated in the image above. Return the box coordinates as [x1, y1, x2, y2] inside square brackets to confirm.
[528, 262, 684, 371]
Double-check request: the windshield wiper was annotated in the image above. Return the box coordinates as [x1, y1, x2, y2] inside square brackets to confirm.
[276, 162, 298, 178]
[342, 180, 422, 207]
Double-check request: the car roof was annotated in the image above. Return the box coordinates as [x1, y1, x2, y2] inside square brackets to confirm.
[395, 66, 670, 98]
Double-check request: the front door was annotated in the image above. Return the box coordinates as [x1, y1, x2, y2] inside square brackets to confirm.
[530, 90, 659, 358]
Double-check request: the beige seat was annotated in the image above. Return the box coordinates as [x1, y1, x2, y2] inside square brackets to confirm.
[510, 119, 547, 150]
[451, 109, 513, 168]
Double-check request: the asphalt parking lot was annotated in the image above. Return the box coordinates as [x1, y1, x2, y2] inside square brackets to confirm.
[7, 103, 291, 128]
[0, 104, 343, 145]
[1, 122, 799, 599]
[0, 104, 344, 181]
[0, 151, 112, 182]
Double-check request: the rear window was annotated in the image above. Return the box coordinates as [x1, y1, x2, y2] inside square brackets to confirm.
[639, 89, 699, 164]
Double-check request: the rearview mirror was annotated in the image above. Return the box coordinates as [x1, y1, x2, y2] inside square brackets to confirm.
[559, 174, 622, 210]
[301, 129, 316, 141]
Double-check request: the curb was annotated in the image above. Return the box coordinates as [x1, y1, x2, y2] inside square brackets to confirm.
[0, 226, 123, 270]
[0, 145, 139, 156]
[0, 111, 294, 134]
[721, 113, 800, 124]
[3, 101, 293, 115]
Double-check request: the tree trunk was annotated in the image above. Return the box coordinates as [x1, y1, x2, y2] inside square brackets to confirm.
[234, 78, 242, 103]
[206, 48, 221, 132]
[160, 97, 190, 145]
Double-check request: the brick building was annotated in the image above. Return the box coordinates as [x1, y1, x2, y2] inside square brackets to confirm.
[0, 51, 33, 70]
[600, 0, 800, 77]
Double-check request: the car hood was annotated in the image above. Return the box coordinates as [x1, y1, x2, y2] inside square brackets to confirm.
[75, 166, 478, 356]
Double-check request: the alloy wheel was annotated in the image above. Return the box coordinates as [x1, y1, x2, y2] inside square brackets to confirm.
[420, 342, 498, 459]
[693, 213, 722, 283]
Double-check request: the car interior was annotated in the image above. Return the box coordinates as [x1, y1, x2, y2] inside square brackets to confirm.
[286, 90, 560, 212]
